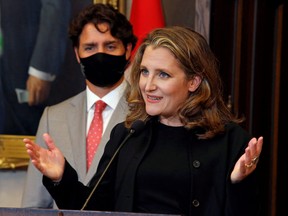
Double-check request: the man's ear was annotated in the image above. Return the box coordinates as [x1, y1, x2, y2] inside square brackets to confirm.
[188, 75, 202, 92]
[74, 47, 80, 63]
[125, 43, 132, 60]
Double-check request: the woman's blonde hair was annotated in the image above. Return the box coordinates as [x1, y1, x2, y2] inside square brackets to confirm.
[125, 26, 241, 139]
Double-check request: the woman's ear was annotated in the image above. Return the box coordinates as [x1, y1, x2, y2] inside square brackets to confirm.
[74, 47, 81, 63]
[188, 75, 202, 92]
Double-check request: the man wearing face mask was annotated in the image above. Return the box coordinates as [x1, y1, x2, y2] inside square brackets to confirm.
[22, 3, 137, 209]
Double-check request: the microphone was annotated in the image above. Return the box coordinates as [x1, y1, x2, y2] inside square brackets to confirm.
[127, 119, 146, 136]
[81, 120, 145, 210]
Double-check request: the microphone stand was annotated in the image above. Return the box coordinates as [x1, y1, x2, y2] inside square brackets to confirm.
[81, 128, 137, 210]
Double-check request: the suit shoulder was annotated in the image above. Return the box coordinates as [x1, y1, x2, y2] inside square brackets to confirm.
[46, 91, 86, 111]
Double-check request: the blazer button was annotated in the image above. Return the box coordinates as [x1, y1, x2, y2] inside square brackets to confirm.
[193, 160, 201, 168]
[192, 199, 200, 207]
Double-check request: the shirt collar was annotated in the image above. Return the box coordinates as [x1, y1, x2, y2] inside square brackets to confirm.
[86, 81, 127, 112]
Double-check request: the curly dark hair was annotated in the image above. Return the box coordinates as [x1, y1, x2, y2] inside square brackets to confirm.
[68, 3, 137, 49]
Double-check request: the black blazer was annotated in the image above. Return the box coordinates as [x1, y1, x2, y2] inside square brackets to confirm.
[44, 118, 260, 216]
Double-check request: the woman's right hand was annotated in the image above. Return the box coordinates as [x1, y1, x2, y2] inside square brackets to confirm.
[24, 133, 65, 182]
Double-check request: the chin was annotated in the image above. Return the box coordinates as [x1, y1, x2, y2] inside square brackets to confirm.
[146, 110, 160, 117]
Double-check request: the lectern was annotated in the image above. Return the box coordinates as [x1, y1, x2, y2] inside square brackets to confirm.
[0, 208, 178, 216]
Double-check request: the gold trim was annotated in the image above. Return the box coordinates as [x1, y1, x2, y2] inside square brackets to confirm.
[0, 135, 35, 169]
[93, 0, 126, 14]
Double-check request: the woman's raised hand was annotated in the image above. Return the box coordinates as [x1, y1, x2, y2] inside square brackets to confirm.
[230, 136, 263, 183]
[24, 133, 65, 182]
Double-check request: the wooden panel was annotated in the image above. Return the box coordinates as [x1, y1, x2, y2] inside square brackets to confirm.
[276, 3, 288, 215]
[210, 0, 236, 103]
[209, 0, 288, 215]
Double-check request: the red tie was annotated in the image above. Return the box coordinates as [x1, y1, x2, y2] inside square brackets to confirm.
[86, 100, 107, 170]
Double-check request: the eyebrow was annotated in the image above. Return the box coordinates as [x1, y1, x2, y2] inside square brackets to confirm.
[104, 40, 120, 46]
[82, 42, 96, 47]
[82, 40, 119, 47]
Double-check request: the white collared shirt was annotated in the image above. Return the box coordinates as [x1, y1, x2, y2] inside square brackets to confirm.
[86, 81, 127, 135]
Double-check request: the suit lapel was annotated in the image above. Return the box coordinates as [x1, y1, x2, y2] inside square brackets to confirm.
[67, 91, 88, 183]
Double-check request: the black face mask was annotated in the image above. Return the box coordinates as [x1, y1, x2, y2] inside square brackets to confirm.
[80, 52, 128, 87]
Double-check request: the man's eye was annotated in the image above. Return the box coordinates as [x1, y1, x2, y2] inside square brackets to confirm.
[107, 45, 116, 50]
[84, 47, 93, 51]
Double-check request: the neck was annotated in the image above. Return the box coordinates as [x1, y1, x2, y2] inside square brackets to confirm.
[159, 116, 183, 127]
[86, 76, 124, 98]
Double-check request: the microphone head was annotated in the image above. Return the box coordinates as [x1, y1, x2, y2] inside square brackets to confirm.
[129, 120, 145, 135]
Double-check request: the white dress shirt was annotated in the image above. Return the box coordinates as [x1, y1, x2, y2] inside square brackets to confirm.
[86, 80, 127, 135]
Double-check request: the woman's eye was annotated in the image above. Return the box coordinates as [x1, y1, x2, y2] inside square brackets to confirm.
[159, 71, 170, 78]
[140, 69, 149, 76]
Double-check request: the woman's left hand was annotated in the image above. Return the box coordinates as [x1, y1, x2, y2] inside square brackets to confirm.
[230, 136, 263, 183]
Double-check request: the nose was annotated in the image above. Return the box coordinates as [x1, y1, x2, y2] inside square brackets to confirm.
[144, 76, 157, 92]
[96, 45, 105, 53]
[98, 47, 105, 53]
